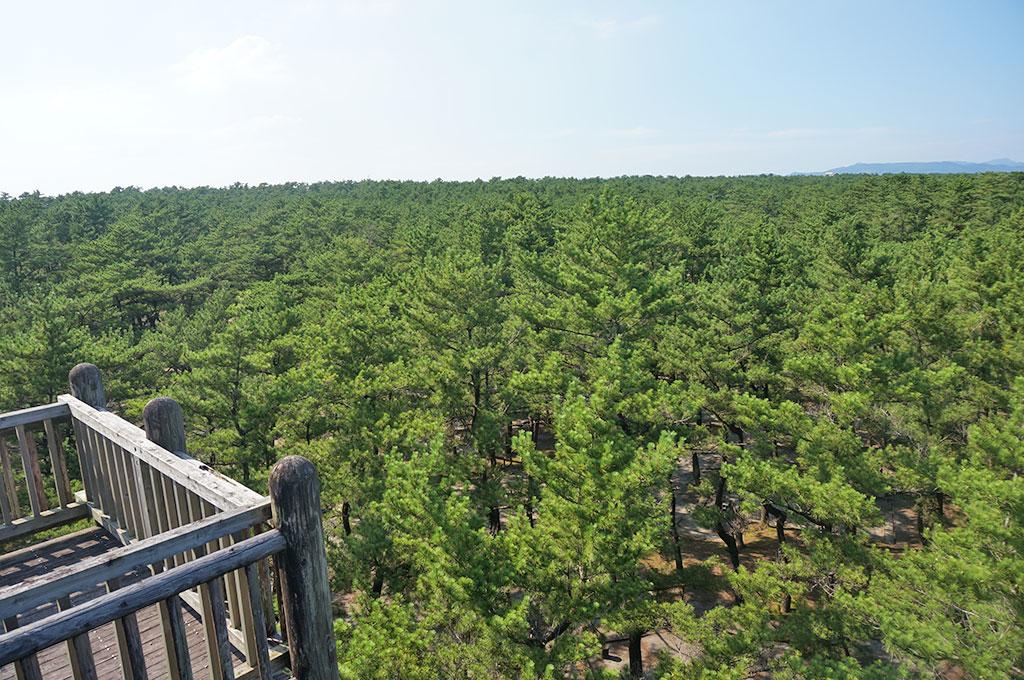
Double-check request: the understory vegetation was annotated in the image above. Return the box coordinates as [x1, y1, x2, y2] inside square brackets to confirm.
[1, 174, 1022, 678]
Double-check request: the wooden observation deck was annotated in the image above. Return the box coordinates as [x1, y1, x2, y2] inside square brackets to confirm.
[0, 364, 338, 680]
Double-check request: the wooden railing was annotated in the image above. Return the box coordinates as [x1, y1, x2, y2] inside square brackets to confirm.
[0, 364, 339, 680]
[0, 401, 86, 543]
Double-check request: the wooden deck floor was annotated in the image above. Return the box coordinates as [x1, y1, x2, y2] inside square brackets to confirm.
[0, 527, 244, 680]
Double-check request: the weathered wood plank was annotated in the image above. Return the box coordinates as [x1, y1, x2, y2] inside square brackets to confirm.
[0, 438, 19, 522]
[69, 418, 98, 507]
[2, 616, 43, 680]
[43, 419, 73, 508]
[57, 595, 98, 680]
[0, 403, 71, 433]
[242, 562, 271, 680]
[14, 426, 47, 517]
[190, 494, 233, 680]
[0, 502, 270, 621]
[0, 503, 89, 545]
[59, 396, 264, 510]
[99, 435, 130, 537]
[163, 595, 193, 680]
[85, 426, 117, 522]
[106, 577, 149, 680]
[0, 530, 283, 667]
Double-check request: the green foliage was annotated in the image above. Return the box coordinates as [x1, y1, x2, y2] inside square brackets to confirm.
[2, 173, 1022, 678]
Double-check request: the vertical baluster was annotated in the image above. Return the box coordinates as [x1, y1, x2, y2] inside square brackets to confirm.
[0, 436, 14, 524]
[253, 525, 278, 638]
[243, 561, 272, 680]
[163, 476, 184, 569]
[214, 501, 244, 634]
[69, 418, 98, 506]
[164, 594, 194, 680]
[230, 528, 260, 671]
[57, 595, 98, 680]
[3, 615, 44, 680]
[148, 466, 172, 567]
[191, 493, 234, 680]
[105, 576, 149, 680]
[15, 425, 48, 517]
[100, 435, 130, 537]
[43, 419, 72, 508]
[86, 427, 116, 522]
[272, 553, 287, 644]
[115, 445, 145, 540]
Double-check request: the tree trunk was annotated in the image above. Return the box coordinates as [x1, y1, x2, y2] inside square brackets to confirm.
[691, 451, 701, 487]
[628, 630, 643, 678]
[714, 476, 740, 571]
[670, 475, 683, 571]
[526, 480, 535, 528]
[341, 501, 352, 536]
[916, 501, 928, 545]
[765, 503, 792, 613]
[489, 504, 501, 534]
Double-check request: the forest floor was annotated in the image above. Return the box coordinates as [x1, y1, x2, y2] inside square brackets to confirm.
[590, 454, 924, 677]
[330, 442, 926, 677]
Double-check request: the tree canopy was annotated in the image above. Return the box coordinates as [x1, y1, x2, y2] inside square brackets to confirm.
[2, 173, 1022, 678]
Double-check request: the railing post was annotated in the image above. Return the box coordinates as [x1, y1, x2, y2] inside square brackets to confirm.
[68, 363, 106, 410]
[269, 456, 338, 680]
[141, 395, 225, 679]
[142, 397, 187, 458]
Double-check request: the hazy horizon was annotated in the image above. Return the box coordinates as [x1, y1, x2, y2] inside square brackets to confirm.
[3, 0, 1022, 195]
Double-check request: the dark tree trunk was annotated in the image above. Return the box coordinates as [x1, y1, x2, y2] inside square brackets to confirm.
[714, 476, 741, 571]
[489, 504, 501, 534]
[526, 473, 536, 527]
[371, 569, 384, 597]
[916, 501, 928, 545]
[628, 630, 643, 678]
[670, 475, 683, 571]
[765, 502, 792, 613]
[691, 451, 701, 486]
[341, 501, 352, 536]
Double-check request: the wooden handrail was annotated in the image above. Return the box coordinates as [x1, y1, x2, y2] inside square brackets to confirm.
[59, 394, 265, 512]
[0, 402, 70, 432]
[0, 401, 79, 543]
[0, 501, 271, 620]
[0, 529, 285, 667]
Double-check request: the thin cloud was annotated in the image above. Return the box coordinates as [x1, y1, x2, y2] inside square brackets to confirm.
[172, 36, 287, 93]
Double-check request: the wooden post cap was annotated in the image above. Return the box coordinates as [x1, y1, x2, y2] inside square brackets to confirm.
[68, 363, 106, 409]
[142, 397, 187, 457]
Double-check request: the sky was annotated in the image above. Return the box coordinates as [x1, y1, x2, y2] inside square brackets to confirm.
[1, 0, 1022, 195]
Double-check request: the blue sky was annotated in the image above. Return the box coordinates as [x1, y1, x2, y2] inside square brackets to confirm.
[2, 0, 1022, 194]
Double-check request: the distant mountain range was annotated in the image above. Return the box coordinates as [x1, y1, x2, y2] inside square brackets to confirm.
[795, 159, 1024, 176]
